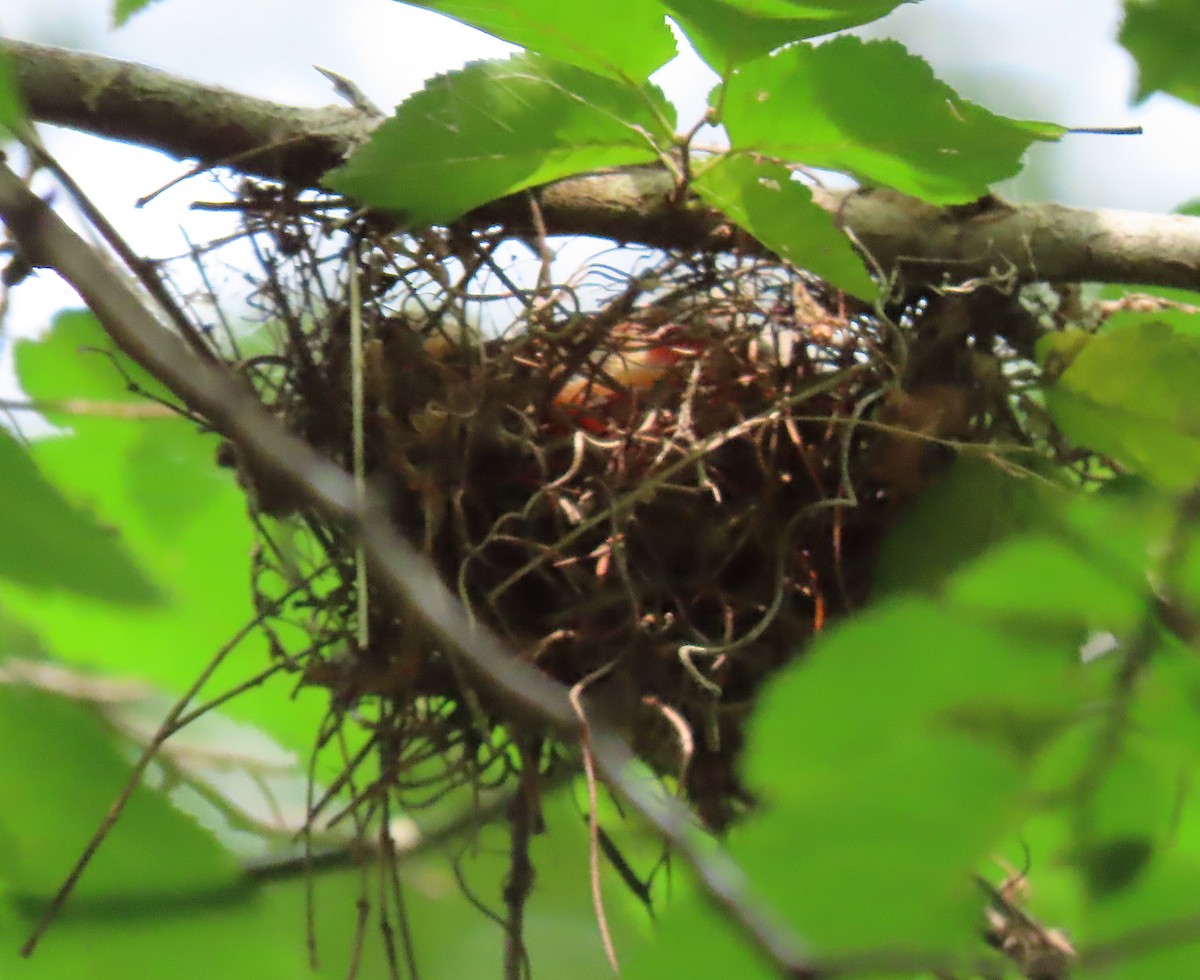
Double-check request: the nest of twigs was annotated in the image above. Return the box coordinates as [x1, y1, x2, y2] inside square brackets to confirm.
[201, 180, 945, 833]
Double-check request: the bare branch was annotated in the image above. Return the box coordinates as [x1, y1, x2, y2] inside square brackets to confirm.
[3, 38, 367, 183]
[6, 38, 1200, 293]
[813, 187, 1200, 294]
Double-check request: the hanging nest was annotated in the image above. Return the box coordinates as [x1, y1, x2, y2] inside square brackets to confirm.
[198, 179, 995, 833]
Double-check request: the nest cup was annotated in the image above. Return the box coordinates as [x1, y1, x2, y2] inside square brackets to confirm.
[215, 183, 896, 832]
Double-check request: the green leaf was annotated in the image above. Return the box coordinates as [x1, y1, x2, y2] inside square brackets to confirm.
[750, 600, 1081, 788]
[735, 732, 1017, 955]
[1036, 723, 1180, 859]
[873, 458, 1063, 597]
[721, 36, 1063, 204]
[1120, 0, 1200, 107]
[664, 0, 908, 72]
[397, 0, 676, 80]
[731, 600, 1083, 953]
[1041, 320, 1200, 492]
[5, 310, 329, 764]
[123, 423, 230, 533]
[412, 786, 648, 978]
[1, 751, 535, 976]
[1135, 646, 1200, 770]
[1097, 283, 1200, 307]
[1084, 746, 1176, 858]
[1075, 857, 1200, 977]
[0, 748, 316, 980]
[1059, 479, 1180, 600]
[0, 684, 239, 900]
[0, 47, 27, 135]
[112, 0, 161, 26]
[16, 308, 176, 407]
[1037, 326, 1092, 380]
[327, 53, 675, 224]
[946, 534, 1146, 634]
[0, 429, 159, 603]
[692, 154, 874, 295]
[623, 891, 776, 979]
[112, 0, 162, 26]
[0, 887, 313, 980]
[16, 309, 227, 534]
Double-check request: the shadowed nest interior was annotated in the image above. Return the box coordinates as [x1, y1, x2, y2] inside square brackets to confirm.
[194, 179, 1019, 836]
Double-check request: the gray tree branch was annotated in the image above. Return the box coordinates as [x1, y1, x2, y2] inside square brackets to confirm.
[5, 37, 1200, 293]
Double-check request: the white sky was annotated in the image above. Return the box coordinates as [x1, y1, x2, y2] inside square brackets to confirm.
[0, 0, 1198, 344]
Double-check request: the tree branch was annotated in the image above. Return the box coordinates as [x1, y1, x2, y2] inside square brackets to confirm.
[5, 37, 1200, 293]
[2, 38, 367, 183]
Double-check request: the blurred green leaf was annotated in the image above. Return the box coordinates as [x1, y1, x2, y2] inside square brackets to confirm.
[1120, 0, 1200, 106]
[750, 600, 1082, 780]
[1029, 709, 1196, 964]
[946, 534, 1145, 634]
[623, 890, 775, 979]
[0, 47, 27, 135]
[4, 310, 329, 764]
[1134, 647, 1200, 770]
[113, 0, 162, 26]
[721, 37, 1062, 204]
[1074, 838, 1156, 904]
[123, 423, 229, 533]
[693, 154, 874, 296]
[0, 684, 238, 900]
[663, 0, 907, 73]
[1040, 727, 1181, 860]
[1060, 477, 1173, 583]
[0, 889, 315, 980]
[397, 0, 676, 80]
[327, 54, 675, 224]
[1088, 749, 1174, 850]
[1041, 320, 1200, 492]
[16, 309, 176, 407]
[735, 728, 1016, 955]
[1075, 856, 1200, 977]
[733, 599, 1082, 953]
[0, 679, 640, 978]
[874, 458, 1063, 597]
[0, 429, 159, 603]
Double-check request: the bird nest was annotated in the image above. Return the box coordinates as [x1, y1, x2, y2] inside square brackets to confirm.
[202, 181, 905, 833]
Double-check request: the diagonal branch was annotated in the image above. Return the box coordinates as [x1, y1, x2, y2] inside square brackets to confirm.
[5, 37, 1200, 293]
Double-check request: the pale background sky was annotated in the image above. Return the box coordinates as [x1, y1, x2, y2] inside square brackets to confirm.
[1, 0, 1198, 341]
